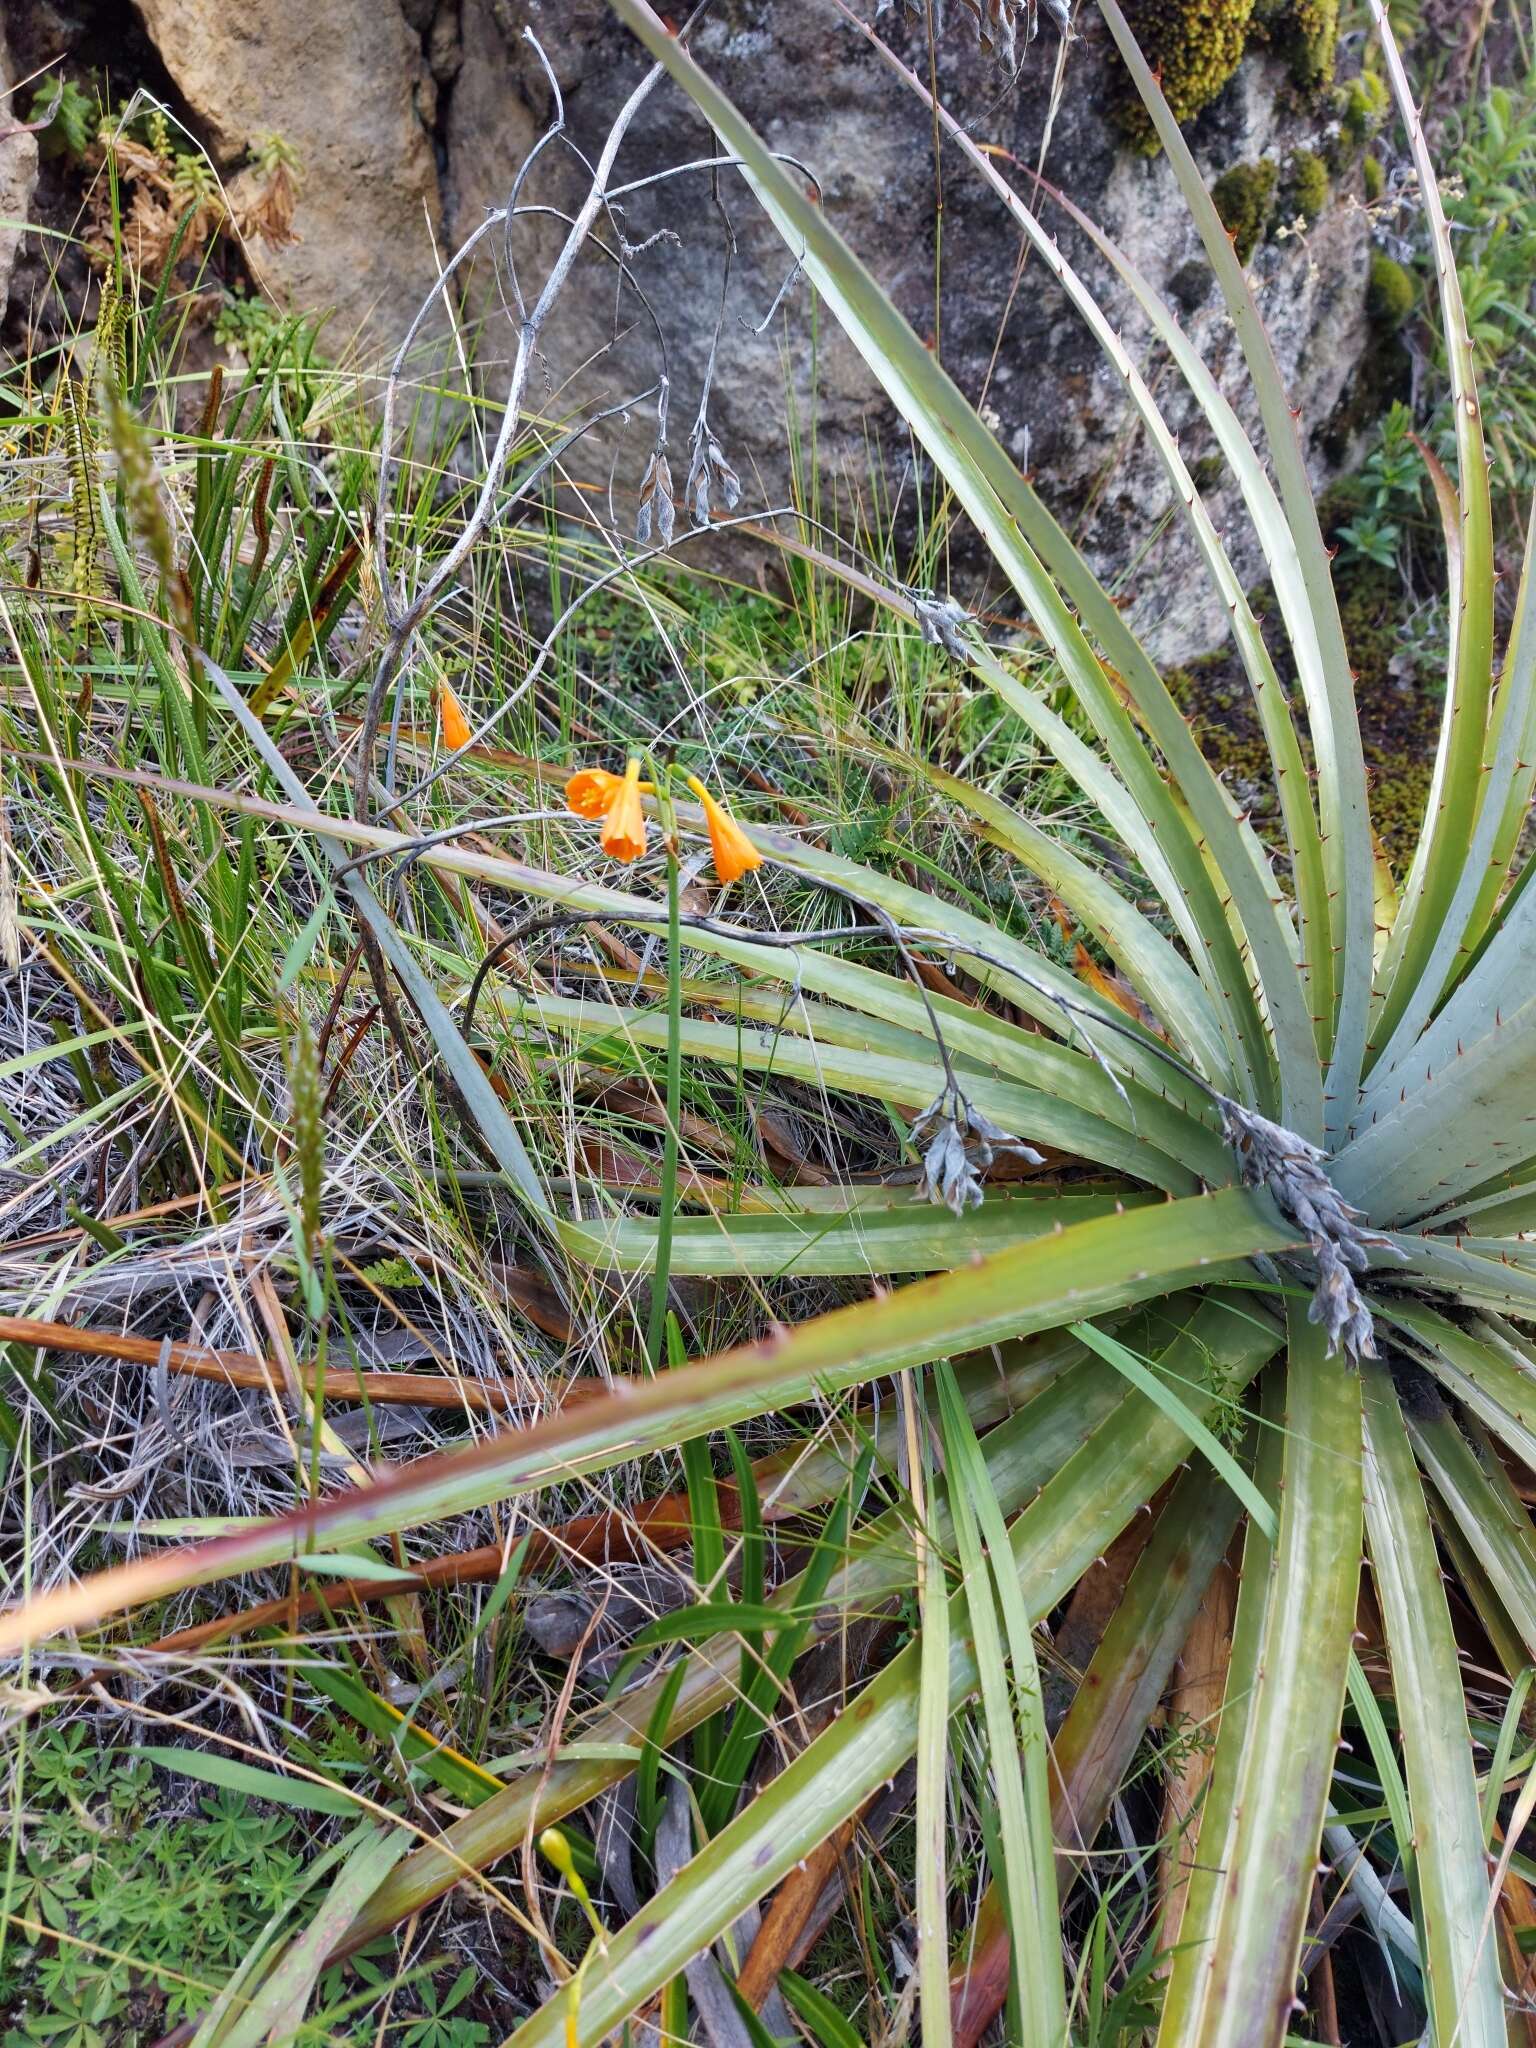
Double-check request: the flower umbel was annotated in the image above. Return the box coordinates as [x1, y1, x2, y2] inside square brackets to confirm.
[1217, 1099, 1407, 1360]
[685, 776, 763, 885]
[909, 1083, 1044, 1214]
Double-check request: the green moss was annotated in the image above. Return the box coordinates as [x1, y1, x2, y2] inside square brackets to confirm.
[1285, 148, 1329, 223]
[1122, 0, 1343, 153]
[1335, 561, 1437, 863]
[1362, 151, 1385, 201]
[1118, 0, 1258, 153]
[1283, 0, 1338, 87]
[1166, 559, 1436, 867]
[1342, 69, 1390, 147]
[1368, 251, 1416, 330]
[1116, 0, 1340, 152]
[1251, 0, 1339, 88]
[1211, 160, 1278, 263]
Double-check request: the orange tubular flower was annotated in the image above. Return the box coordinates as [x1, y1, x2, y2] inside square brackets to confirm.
[599, 757, 648, 864]
[686, 775, 762, 885]
[439, 683, 472, 752]
[564, 767, 626, 819]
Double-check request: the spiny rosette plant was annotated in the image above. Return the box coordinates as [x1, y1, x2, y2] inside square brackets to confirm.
[5, 5, 1536, 2047]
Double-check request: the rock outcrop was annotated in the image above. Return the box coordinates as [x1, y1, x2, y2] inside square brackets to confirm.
[129, 0, 443, 347]
[2, 0, 1378, 660]
[0, 18, 39, 323]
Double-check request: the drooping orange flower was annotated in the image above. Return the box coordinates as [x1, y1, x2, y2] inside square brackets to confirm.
[599, 757, 648, 864]
[686, 775, 762, 885]
[564, 767, 626, 819]
[439, 683, 472, 752]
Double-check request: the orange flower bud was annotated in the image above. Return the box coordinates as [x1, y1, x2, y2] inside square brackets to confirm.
[599, 758, 648, 863]
[687, 776, 762, 885]
[439, 683, 472, 753]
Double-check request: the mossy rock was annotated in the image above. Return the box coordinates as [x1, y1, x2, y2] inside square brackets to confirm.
[1115, 0, 1343, 153]
[1284, 148, 1329, 223]
[1212, 160, 1278, 263]
[1118, 0, 1259, 152]
[1250, 0, 1340, 88]
[1342, 69, 1390, 147]
[1367, 252, 1415, 330]
[1362, 152, 1385, 201]
[1264, 0, 1340, 89]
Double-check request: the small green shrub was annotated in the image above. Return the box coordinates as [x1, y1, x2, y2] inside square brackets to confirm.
[0, 1733, 308, 2041]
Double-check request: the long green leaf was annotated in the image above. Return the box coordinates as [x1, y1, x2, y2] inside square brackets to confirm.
[218, 1824, 406, 2048]
[1335, 994, 1536, 1221]
[1381, 1297, 1536, 1470]
[1361, 1362, 1508, 2046]
[1093, 0, 1371, 1131]
[939, 1362, 1067, 2045]
[1156, 1312, 1362, 2048]
[1362, 495, 1536, 1090]
[914, 1380, 955, 2048]
[918, 758, 1228, 1076]
[0, 1191, 1297, 1654]
[1407, 1381, 1536, 1665]
[855, 32, 1330, 1057]
[133, 1746, 360, 1820]
[526, 988, 1212, 1191]
[572, 1188, 1156, 1278]
[1365, 0, 1497, 1060]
